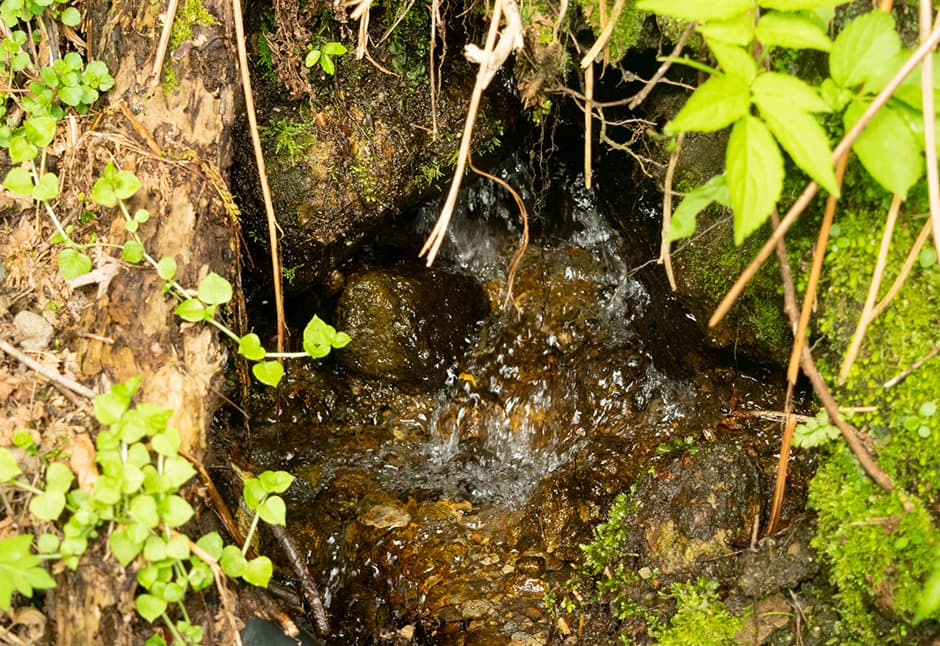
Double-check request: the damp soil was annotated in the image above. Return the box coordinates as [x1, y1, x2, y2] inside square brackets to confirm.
[213, 148, 817, 644]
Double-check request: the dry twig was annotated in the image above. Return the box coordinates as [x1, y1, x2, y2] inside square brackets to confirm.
[658, 131, 684, 290]
[151, 0, 180, 83]
[628, 23, 694, 110]
[584, 61, 593, 189]
[0, 339, 97, 400]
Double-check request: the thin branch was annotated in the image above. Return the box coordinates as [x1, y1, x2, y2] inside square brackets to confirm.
[419, 0, 523, 265]
[787, 154, 848, 385]
[0, 339, 98, 400]
[579, 0, 625, 68]
[871, 216, 934, 320]
[884, 345, 940, 388]
[232, 0, 286, 354]
[151, 0, 180, 83]
[710, 19, 940, 329]
[920, 0, 940, 262]
[771, 216, 893, 492]
[628, 23, 694, 110]
[584, 61, 593, 190]
[838, 194, 902, 384]
[658, 131, 684, 290]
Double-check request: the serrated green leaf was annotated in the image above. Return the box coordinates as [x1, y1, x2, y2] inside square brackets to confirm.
[32, 171, 58, 201]
[237, 333, 267, 361]
[197, 272, 232, 305]
[751, 72, 830, 113]
[219, 545, 247, 578]
[3, 166, 34, 195]
[57, 249, 92, 281]
[243, 555, 273, 587]
[0, 448, 23, 482]
[706, 39, 757, 83]
[252, 360, 284, 387]
[174, 298, 205, 322]
[845, 99, 922, 198]
[696, 13, 754, 46]
[830, 11, 900, 89]
[156, 257, 177, 282]
[726, 115, 784, 245]
[670, 175, 730, 242]
[257, 495, 287, 526]
[665, 74, 750, 135]
[755, 12, 831, 51]
[136, 593, 167, 623]
[636, 0, 752, 22]
[754, 98, 839, 195]
[122, 240, 145, 264]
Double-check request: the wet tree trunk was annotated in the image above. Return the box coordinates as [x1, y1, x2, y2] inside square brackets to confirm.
[56, 0, 241, 641]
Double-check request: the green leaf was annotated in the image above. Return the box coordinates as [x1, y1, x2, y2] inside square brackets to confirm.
[238, 333, 267, 361]
[122, 240, 145, 264]
[920, 247, 938, 268]
[754, 98, 839, 195]
[3, 166, 34, 196]
[332, 331, 352, 348]
[755, 12, 831, 51]
[174, 298, 205, 322]
[164, 535, 189, 560]
[9, 135, 38, 163]
[188, 560, 213, 590]
[0, 535, 55, 611]
[0, 448, 23, 482]
[257, 495, 287, 525]
[24, 115, 56, 148]
[258, 470, 294, 494]
[162, 455, 196, 489]
[243, 478, 267, 510]
[159, 494, 194, 527]
[726, 115, 784, 245]
[915, 563, 940, 624]
[129, 493, 160, 528]
[58, 85, 84, 107]
[759, 0, 850, 8]
[143, 535, 167, 562]
[751, 72, 830, 113]
[113, 170, 141, 200]
[150, 427, 180, 457]
[37, 533, 60, 553]
[920, 402, 937, 418]
[195, 532, 224, 560]
[60, 6, 80, 25]
[706, 39, 757, 83]
[29, 490, 66, 520]
[636, 0, 752, 22]
[243, 555, 273, 587]
[136, 593, 167, 623]
[91, 178, 117, 207]
[219, 545, 247, 578]
[94, 391, 130, 426]
[197, 272, 232, 305]
[696, 14, 754, 47]
[830, 11, 901, 89]
[844, 99, 922, 198]
[156, 257, 177, 282]
[252, 360, 284, 387]
[664, 74, 750, 135]
[322, 42, 347, 57]
[304, 50, 321, 68]
[321, 54, 335, 76]
[57, 249, 92, 281]
[45, 462, 74, 493]
[32, 171, 58, 201]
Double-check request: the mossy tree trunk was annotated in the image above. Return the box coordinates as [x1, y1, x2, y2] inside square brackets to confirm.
[54, 0, 241, 641]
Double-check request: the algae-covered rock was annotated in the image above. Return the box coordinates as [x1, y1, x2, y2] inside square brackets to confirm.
[335, 266, 489, 382]
[634, 442, 761, 577]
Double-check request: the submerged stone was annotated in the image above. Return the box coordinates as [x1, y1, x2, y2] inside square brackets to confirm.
[335, 266, 489, 383]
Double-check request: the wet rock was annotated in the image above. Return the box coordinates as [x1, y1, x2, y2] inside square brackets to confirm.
[634, 441, 762, 577]
[335, 266, 489, 383]
[736, 517, 819, 598]
[14, 310, 54, 351]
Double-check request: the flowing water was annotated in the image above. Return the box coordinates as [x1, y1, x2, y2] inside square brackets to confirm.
[224, 152, 791, 642]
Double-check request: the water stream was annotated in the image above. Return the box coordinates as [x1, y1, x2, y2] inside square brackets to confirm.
[224, 151, 791, 642]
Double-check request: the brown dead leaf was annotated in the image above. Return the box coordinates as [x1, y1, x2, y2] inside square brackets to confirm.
[69, 432, 98, 493]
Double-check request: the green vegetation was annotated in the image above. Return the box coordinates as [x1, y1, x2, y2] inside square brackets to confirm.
[305, 41, 347, 76]
[260, 115, 316, 165]
[0, 378, 295, 645]
[163, 0, 218, 92]
[650, 578, 745, 645]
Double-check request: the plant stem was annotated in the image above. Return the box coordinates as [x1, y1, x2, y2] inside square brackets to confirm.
[241, 509, 262, 557]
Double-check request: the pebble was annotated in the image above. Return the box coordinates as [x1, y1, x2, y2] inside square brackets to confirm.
[13, 310, 54, 352]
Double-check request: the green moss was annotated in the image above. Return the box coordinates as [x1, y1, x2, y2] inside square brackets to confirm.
[650, 578, 746, 645]
[806, 193, 940, 641]
[576, 0, 646, 64]
[260, 115, 316, 165]
[169, 0, 217, 51]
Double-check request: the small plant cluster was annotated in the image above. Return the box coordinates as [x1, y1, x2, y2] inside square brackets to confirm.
[304, 40, 347, 76]
[640, 1, 940, 246]
[0, 377, 295, 644]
